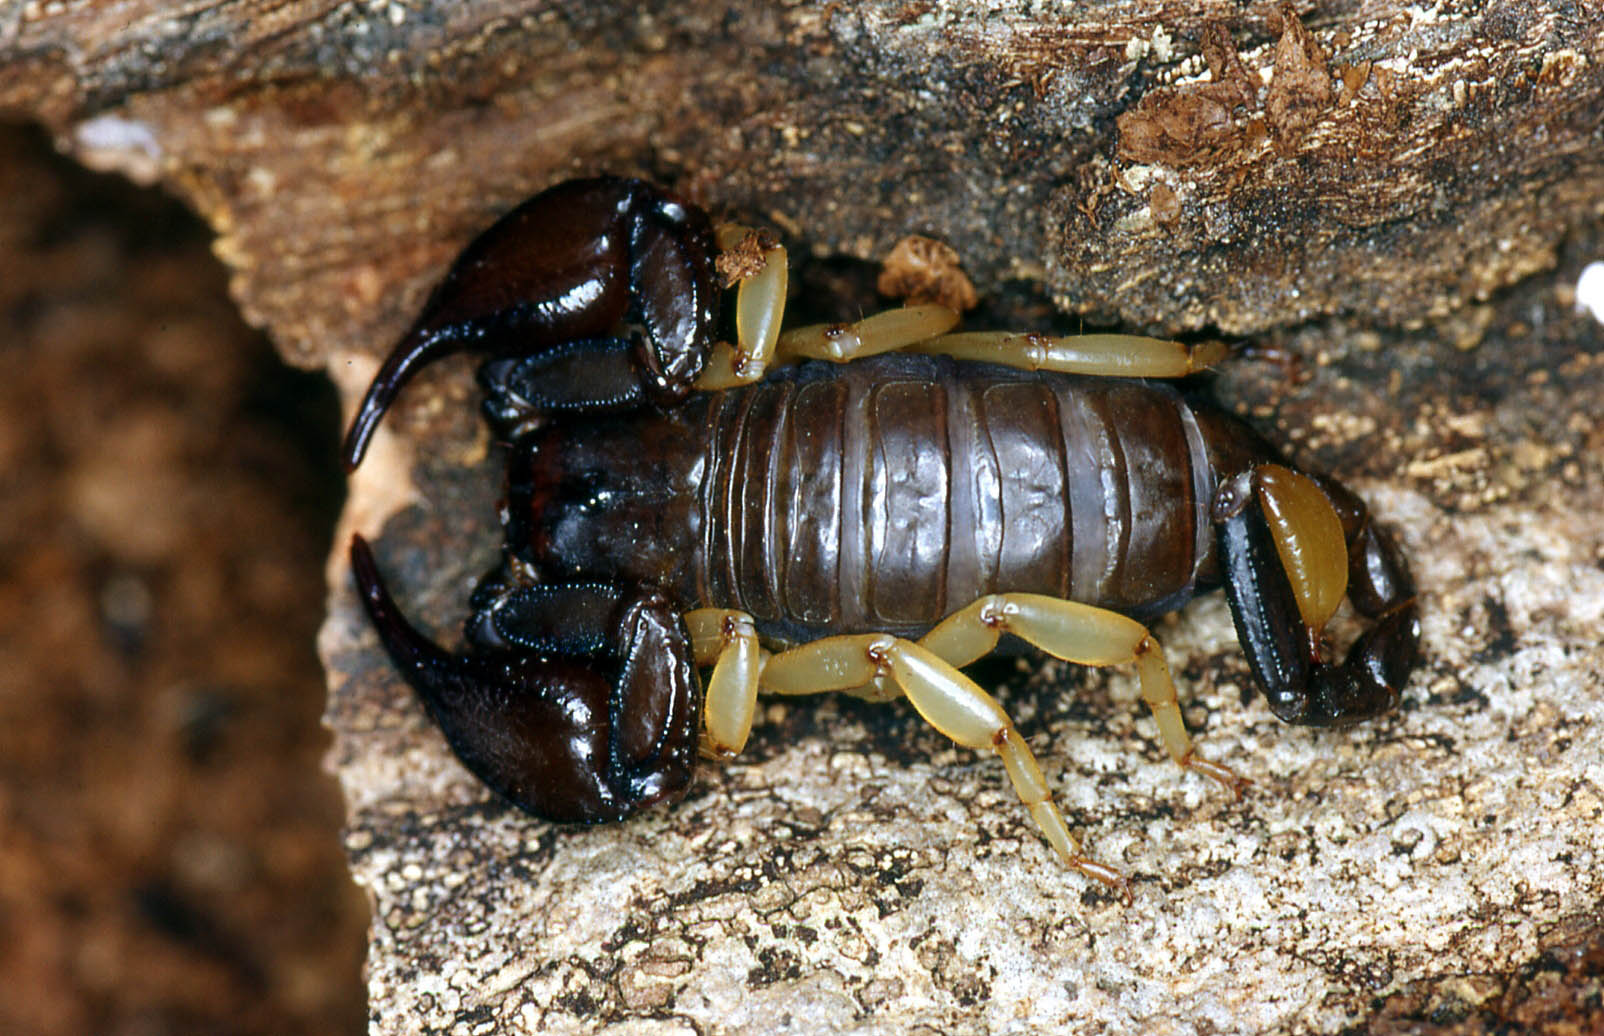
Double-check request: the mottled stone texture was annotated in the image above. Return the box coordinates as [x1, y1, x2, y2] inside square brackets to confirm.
[5, 0, 1601, 1032]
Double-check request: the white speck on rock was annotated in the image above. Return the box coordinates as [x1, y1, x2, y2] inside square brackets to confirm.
[1575, 261, 1604, 325]
[72, 115, 164, 183]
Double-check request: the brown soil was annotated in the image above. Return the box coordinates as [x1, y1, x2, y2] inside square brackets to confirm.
[0, 123, 366, 1036]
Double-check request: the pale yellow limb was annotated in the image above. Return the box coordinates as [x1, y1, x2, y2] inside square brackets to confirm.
[697, 300, 960, 390]
[695, 239, 790, 390]
[773, 304, 960, 363]
[694, 220, 1223, 392]
[760, 632, 1125, 888]
[683, 608, 765, 759]
[911, 331, 1226, 378]
[683, 589, 1245, 881]
[918, 594, 1245, 796]
[758, 634, 884, 695]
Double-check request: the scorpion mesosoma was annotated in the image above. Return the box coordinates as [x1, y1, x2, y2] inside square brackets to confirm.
[343, 176, 1420, 888]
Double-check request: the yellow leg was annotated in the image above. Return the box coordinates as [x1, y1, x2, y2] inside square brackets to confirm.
[919, 594, 1245, 796]
[694, 223, 1222, 390]
[692, 243, 959, 390]
[684, 592, 1241, 882]
[771, 304, 959, 363]
[760, 632, 1126, 889]
[911, 331, 1226, 377]
[695, 229, 790, 390]
[684, 608, 765, 759]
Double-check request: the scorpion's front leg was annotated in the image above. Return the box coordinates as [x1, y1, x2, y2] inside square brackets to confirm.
[691, 229, 1224, 384]
[692, 228, 965, 390]
[342, 176, 719, 467]
[349, 536, 702, 823]
[1215, 465, 1421, 726]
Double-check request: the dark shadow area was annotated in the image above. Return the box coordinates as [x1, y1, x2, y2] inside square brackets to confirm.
[0, 121, 365, 1035]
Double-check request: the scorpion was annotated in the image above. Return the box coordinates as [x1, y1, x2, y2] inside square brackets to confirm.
[342, 176, 1420, 888]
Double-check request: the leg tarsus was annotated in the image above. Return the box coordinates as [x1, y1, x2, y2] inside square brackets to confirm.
[1072, 857, 1132, 901]
[1180, 750, 1249, 800]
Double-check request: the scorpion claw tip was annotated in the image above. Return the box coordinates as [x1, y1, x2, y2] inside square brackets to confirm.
[341, 420, 372, 472]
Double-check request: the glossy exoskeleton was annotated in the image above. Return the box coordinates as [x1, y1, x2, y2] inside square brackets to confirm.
[343, 177, 1420, 884]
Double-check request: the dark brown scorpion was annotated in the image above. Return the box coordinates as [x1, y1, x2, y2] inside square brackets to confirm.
[342, 176, 1420, 888]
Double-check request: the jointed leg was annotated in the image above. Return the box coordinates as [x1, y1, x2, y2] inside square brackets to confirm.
[693, 228, 961, 390]
[918, 594, 1245, 795]
[911, 331, 1226, 378]
[684, 608, 765, 759]
[694, 228, 789, 388]
[693, 225, 1222, 391]
[686, 606, 1121, 883]
[772, 305, 959, 363]
[759, 633, 1125, 888]
[686, 592, 1240, 880]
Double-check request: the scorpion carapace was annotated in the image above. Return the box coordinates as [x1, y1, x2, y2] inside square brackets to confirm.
[344, 176, 1421, 886]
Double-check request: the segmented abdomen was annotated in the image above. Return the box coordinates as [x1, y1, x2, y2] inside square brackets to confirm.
[696, 354, 1218, 639]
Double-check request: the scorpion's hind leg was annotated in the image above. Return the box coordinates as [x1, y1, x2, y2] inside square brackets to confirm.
[343, 177, 719, 468]
[758, 633, 1127, 891]
[349, 535, 702, 823]
[918, 595, 1247, 796]
[1215, 465, 1421, 727]
[910, 330, 1227, 378]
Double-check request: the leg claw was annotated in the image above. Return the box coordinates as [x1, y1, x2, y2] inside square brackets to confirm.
[1071, 857, 1131, 902]
[1182, 751, 1249, 801]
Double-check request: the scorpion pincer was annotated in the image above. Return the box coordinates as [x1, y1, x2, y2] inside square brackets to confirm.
[343, 176, 1420, 889]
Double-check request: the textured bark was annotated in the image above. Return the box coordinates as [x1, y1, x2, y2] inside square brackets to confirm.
[6, 1, 1602, 1032]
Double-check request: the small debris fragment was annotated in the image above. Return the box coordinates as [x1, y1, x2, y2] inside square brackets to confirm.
[1266, 3, 1333, 151]
[1116, 23, 1258, 166]
[877, 235, 978, 312]
[1149, 183, 1181, 223]
[716, 228, 779, 287]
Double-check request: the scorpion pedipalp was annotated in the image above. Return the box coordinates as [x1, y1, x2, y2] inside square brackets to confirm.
[341, 177, 718, 470]
[349, 535, 702, 823]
